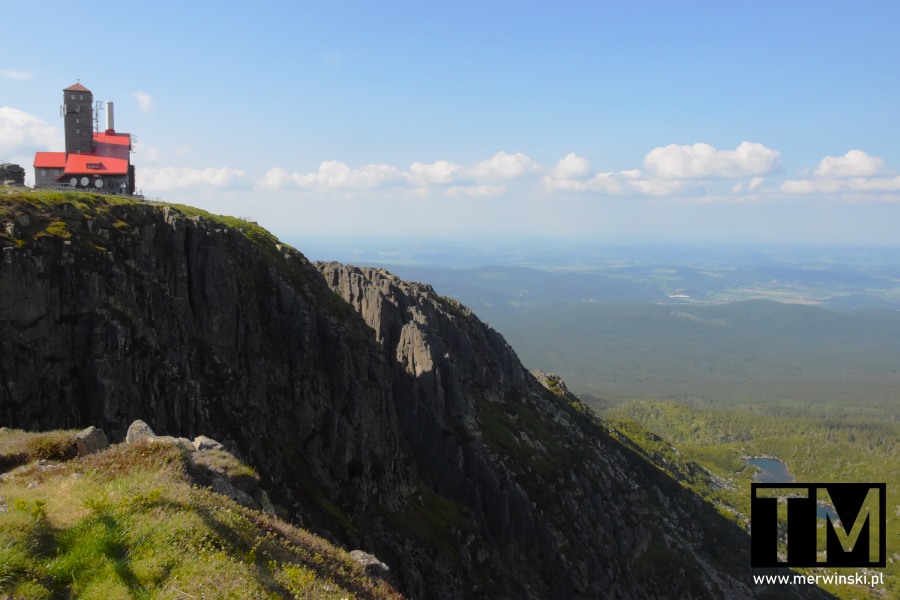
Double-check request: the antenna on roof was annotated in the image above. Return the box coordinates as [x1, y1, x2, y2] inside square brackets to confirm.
[93, 101, 104, 133]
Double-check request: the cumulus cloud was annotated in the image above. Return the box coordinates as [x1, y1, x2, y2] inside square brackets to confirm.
[408, 160, 463, 186]
[781, 176, 900, 195]
[140, 166, 246, 191]
[1, 70, 32, 80]
[551, 153, 593, 180]
[318, 160, 404, 188]
[644, 141, 780, 179]
[261, 152, 538, 194]
[132, 92, 154, 113]
[471, 151, 540, 180]
[0, 107, 62, 157]
[544, 154, 691, 196]
[262, 146, 792, 201]
[780, 150, 897, 197]
[260, 161, 404, 190]
[814, 150, 885, 178]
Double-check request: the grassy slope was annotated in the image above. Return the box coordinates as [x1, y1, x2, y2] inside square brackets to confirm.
[0, 429, 401, 600]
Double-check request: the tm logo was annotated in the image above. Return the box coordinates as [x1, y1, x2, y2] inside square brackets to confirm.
[751, 483, 886, 568]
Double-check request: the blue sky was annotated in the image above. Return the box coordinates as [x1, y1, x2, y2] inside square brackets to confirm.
[3, 1, 900, 247]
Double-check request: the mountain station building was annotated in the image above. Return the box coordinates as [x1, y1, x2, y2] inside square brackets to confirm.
[33, 83, 135, 195]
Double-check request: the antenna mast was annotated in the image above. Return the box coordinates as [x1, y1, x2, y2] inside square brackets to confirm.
[93, 100, 104, 133]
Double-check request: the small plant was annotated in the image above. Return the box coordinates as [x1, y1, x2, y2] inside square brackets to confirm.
[42, 221, 71, 239]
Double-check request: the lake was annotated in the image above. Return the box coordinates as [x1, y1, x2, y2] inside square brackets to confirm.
[745, 457, 839, 522]
[746, 457, 792, 483]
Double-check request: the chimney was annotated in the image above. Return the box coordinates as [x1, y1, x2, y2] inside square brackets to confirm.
[105, 101, 115, 133]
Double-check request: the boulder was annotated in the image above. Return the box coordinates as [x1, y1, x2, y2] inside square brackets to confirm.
[151, 435, 195, 452]
[349, 550, 391, 576]
[255, 489, 277, 516]
[74, 426, 108, 456]
[192, 434, 225, 451]
[125, 419, 156, 444]
[210, 476, 258, 509]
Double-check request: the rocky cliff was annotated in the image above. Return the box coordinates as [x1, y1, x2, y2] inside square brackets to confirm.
[0, 191, 826, 599]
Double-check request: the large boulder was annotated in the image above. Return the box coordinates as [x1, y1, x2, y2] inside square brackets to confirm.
[74, 426, 108, 456]
[125, 419, 156, 444]
[350, 550, 391, 577]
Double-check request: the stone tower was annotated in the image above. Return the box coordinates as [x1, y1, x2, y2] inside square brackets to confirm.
[62, 83, 93, 155]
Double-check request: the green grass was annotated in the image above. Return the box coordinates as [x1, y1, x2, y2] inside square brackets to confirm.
[0, 428, 79, 472]
[0, 431, 401, 599]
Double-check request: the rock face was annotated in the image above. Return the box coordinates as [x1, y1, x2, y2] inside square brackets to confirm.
[0, 197, 409, 531]
[315, 264, 778, 599]
[0, 194, 825, 599]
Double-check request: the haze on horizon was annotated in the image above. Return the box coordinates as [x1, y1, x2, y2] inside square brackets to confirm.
[3, 1, 899, 247]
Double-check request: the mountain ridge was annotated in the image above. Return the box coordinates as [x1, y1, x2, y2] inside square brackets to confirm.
[0, 190, 829, 598]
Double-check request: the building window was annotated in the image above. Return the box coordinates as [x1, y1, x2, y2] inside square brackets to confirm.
[71, 94, 75, 100]
[75, 118, 80, 124]
[75, 129, 80, 134]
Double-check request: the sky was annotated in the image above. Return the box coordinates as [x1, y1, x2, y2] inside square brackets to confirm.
[2, 1, 900, 248]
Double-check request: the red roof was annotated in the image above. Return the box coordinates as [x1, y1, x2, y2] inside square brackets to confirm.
[93, 131, 131, 146]
[64, 83, 91, 92]
[62, 154, 129, 176]
[93, 131, 131, 160]
[33, 152, 67, 168]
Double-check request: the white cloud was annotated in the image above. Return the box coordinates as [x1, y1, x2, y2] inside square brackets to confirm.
[551, 153, 592, 180]
[471, 151, 540, 180]
[408, 160, 463, 185]
[259, 161, 404, 190]
[259, 167, 295, 189]
[140, 166, 246, 191]
[261, 152, 538, 194]
[0, 107, 63, 158]
[644, 141, 780, 179]
[132, 92, 154, 113]
[317, 160, 404, 188]
[544, 153, 692, 196]
[780, 150, 897, 197]
[1, 70, 32, 80]
[781, 176, 900, 195]
[814, 150, 885, 178]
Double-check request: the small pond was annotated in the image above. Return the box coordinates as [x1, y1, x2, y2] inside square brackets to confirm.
[744, 457, 839, 522]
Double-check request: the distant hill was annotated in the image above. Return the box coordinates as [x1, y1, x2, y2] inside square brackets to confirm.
[486, 300, 900, 413]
